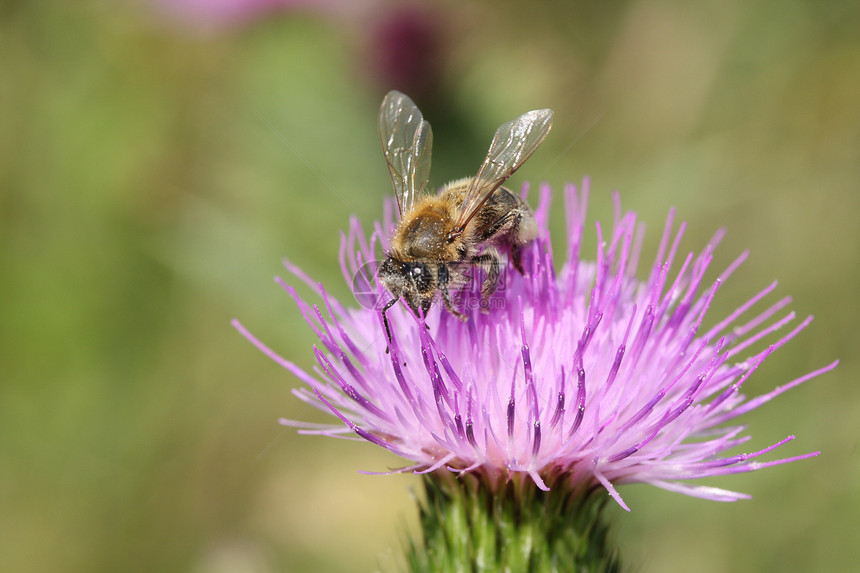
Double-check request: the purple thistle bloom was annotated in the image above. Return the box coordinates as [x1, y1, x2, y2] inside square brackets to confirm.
[234, 179, 836, 511]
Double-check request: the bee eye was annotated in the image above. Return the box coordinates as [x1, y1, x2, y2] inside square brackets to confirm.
[408, 263, 432, 292]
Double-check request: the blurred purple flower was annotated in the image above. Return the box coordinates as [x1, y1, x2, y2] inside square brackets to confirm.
[152, 0, 448, 98]
[367, 6, 444, 101]
[234, 180, 836, 510]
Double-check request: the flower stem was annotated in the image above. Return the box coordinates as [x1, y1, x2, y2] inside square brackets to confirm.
[406, 472, 622, 572]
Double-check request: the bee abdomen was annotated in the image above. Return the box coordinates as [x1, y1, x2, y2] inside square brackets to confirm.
[473, 187, 536, 245]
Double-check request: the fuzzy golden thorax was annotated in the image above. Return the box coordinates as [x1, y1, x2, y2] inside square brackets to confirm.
[389, 195, 464, 263]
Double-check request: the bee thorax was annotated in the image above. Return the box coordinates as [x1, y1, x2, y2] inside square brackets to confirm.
[399, 208, 450, 259]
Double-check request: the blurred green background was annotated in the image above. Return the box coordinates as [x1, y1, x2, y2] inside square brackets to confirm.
[2, 1, 858, 571]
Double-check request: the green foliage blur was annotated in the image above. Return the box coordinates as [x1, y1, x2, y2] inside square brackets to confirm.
[1, 1, 858, 571]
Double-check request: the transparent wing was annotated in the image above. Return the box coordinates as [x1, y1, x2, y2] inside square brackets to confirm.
[378, 91, 433, 217]
[451, 108, 553, 235]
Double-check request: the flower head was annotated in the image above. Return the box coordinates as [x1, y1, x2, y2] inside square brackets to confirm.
[234, 179, 836, 510]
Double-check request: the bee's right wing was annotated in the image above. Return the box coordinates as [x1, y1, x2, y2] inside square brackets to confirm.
[451, 108, 553, 237]
[378, 91, 433, 217]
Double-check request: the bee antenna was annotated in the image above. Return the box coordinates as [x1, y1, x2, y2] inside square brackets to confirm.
[381, 298, 399, 352]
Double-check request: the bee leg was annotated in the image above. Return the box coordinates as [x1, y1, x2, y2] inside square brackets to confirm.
[438, 263, 467, 321]
[507, 209, 536, 274]
[511, 244, 524, 274]
[442, 286, 467, 320]
[486, 209, 528, 275]
[472, 251, 501, 313]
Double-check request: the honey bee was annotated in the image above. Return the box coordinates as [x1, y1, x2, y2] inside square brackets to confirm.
[377, 90, 553, 340]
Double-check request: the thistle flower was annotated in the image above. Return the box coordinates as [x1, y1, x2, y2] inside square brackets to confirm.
[234, 179, 836, 568]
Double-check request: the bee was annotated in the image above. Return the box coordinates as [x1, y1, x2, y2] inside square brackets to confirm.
[376, 90, 553, 340]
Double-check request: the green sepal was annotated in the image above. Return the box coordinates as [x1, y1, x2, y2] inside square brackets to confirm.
[405, 471, 622, 572]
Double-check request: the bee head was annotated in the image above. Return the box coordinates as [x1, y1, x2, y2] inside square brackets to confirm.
[378, 256, 435, 315]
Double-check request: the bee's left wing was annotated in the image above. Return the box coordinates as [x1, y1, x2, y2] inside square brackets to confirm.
[451, 108, 553, 237]
[378, 91, 433, 218]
